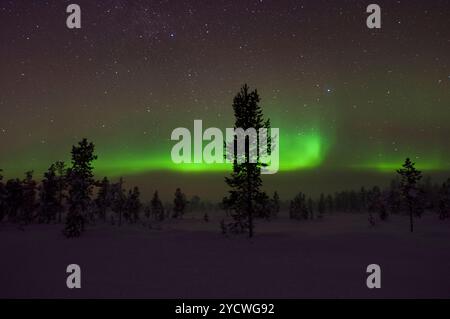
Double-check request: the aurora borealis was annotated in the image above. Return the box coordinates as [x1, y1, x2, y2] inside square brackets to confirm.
[1, 0, 449, 199]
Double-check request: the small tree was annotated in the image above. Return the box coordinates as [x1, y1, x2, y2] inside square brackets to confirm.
[21, 171, 37, 225]
[397, 158, 423, 232]
[377, 191, 389, 221]
[271, 191, 280, 218]
[387, 178, 402, 215]
[64, 139, 97, 237]
[39, 164, 62, 223]
[5, 178, 22, 223]
[307, 197, 314, 220]
[150, 191, 165, 221]
[52, 161, 67, 223]
[189, 195, 201, 213]
[111, 178, 126, 226]
[318, 193, 326, 218]
[438, 178, 450, 220]
[326, 194, 333, 213]
[173, 188, 187, 218]
[126, 186, 141, 223]
[289, 192, 308, 220]
[95, 177, 111, 222]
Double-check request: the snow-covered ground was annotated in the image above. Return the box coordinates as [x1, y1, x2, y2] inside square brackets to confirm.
[0, 213, 449, 298]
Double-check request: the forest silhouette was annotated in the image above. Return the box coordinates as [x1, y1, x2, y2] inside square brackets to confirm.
[1, 86, 449, 237]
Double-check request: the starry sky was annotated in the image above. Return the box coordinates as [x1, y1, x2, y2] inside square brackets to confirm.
[0, 0, 449, 199]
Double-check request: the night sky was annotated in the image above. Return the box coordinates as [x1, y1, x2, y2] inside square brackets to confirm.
[1, 0, 449, 199]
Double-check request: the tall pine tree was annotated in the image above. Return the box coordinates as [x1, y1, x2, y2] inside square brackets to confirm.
[222, 84, 271, 237]
[397, 158, 423, 232]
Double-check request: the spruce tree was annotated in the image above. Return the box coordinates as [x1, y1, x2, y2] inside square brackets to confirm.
[222, 84, 271, 237]
[318, 193, 326, 218]
[326, 194, 333, 213]
[438, 178, 450, 220]
[173, 188, 187, 218]
[150, 191, 164, 221]
[5, 178, 22, 223]
[126, 186, 141, 223]
[271, 191, 280, 218]
[289, 192, 308, 220]
[21, 171, 37, 225]
[111, 177, 126, 226]
[64, 139, 97, 237]
[39, 164, 62, 223]
[307, 197, 314, 220]
[95, 177, 111, 222]
[397, 158, 423, 232]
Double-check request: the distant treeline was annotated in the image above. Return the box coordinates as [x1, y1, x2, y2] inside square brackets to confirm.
[1, 139, 449, 237]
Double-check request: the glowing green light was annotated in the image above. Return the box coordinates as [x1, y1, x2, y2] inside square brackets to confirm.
[93, 129, 329, 176]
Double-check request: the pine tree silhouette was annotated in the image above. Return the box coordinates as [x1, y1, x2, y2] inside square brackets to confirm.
[126, 186, 141, 223]
[173, 188, 187, 218]
[397, 158, 423, 232]
[318, 193, 326, 218]
[438, 178, 450, 220]
[21, 171, 37, 225]
[289, 192, 309, 220]
[111, 177, 126, 226]
[39, 164, 63, 223]
[222, 84, 271, 237]
[271, 191, 280, 218]
[52, 161, 67, 224]
[326, 194, 333, 213]
[5, 178, 22, 223]
[150, 191, 164, 221]
[64, 139, 97, 237]
[95, 177, 111, 222]
[307, 197, 314, 220]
